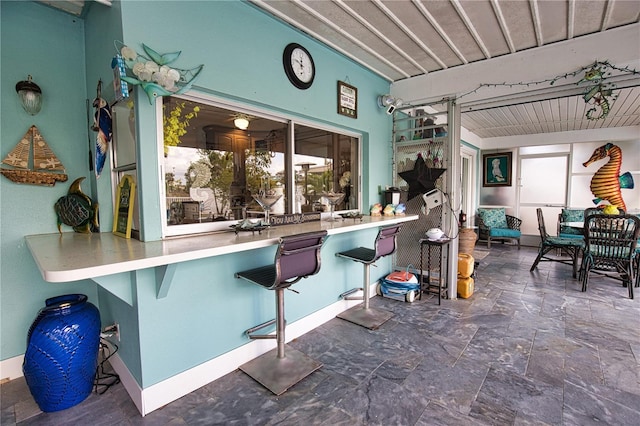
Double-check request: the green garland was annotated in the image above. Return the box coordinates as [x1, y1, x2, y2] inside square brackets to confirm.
[458, 60, 639, 120]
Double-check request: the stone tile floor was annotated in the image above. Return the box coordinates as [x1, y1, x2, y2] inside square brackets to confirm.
[2, 245, 639, 425]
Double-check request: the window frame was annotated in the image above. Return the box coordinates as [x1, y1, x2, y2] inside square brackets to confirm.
[157, 92, 362, 238]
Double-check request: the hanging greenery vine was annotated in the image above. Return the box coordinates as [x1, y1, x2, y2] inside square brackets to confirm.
[458, 60, 639, 120]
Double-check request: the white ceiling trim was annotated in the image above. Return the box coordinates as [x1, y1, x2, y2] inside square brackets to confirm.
[490, 0, 516, 53]
[249, 0, 398, 81]
[392, 23, 640, 107]
[334, 0, 427, 74]
[602, 0, 615, 31]
[450, 0, 492, 59]
[412, 0, 468, 65]
[373, 0, 447, 70]
[529, 0, 543, 46]
[567, 0, 576, 38]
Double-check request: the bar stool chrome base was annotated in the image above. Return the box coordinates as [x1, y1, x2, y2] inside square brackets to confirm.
[337, 303, 393, 330]
[336, 225, 402, 330]
[234, 231, 327, 395]
[239, 346, 322, 395]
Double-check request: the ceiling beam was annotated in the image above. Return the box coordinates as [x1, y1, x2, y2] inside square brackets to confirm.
[372, 0, 447, 70]
[391, 23, 640, 107]
[450, 0, 492, 59]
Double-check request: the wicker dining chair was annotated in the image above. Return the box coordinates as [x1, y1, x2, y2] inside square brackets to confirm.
[581, 214, 640, 299]
[530, 208, 584, 278]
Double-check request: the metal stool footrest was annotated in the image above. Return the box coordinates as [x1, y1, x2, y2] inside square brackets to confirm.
[245, 319, 277, 339]
[339, 287, 363, 300]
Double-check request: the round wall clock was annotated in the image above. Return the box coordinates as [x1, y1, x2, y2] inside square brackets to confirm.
[283, 43, 315, 90]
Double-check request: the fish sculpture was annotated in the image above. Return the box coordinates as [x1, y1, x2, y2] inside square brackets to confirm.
[383, 204, 395, 216]
[370, 203, 382, 216]
[583, 143, 634, 212]
[92, 80, 112, 178]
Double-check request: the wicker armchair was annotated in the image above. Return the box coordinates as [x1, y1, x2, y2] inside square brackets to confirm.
[477, 208, 522, 249]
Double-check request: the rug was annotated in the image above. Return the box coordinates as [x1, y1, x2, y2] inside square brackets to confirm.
[472, 250, 490, 261]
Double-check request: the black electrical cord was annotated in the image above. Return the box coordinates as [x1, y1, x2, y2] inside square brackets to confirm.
[94, 338, 121, 395]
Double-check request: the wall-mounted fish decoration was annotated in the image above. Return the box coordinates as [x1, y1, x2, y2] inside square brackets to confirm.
[583, 143, 634, 212]
[92, 80, 112, 178]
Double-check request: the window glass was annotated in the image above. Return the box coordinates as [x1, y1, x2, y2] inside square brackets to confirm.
[111, 96, 139, 237]
[161, 95, 359, 236]
[111, 100, 137, 167]
[294, 124, 358, 213]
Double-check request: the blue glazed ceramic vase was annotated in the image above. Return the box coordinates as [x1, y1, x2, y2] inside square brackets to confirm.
[23, 294, 100, 412]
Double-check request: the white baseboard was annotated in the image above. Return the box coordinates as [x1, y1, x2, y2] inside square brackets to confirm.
[111, 290, 368, 416]
[0, 354, 24, 382]
[2, 287, 372, 416]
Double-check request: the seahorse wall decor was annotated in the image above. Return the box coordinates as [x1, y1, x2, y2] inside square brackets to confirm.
[583, 143, 634, 211]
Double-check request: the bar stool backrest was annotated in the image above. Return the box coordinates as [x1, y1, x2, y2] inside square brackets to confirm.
[276, 230, 328, 285]
[374, 225, 402, 260]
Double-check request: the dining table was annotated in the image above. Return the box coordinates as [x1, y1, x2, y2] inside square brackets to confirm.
[561, 221, 584, 229]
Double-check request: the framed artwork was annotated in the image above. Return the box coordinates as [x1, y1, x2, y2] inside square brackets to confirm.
[337, 81, 357, 118]
[483, 152, 512, 187]
[113, 174, 136, 238]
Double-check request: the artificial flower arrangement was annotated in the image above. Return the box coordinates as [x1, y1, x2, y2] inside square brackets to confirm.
[163, 102, 199, 155]
[116, 42, 204, 104]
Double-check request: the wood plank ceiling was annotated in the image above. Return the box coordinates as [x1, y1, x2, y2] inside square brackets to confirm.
[250, 0, 640, 138]
[41, 0, 640, 139]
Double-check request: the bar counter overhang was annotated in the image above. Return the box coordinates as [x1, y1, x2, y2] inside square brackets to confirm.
[25, 214, 418, 415]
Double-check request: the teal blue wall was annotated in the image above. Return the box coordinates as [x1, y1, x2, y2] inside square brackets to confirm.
[0, 2, 99, 361]
[1, 0, 396, 389]
[106, 0, 394, 387]
[117, 0, 393, 241]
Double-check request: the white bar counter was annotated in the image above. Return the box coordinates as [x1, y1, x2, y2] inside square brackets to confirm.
[26, 214, 418, 283]
[26, 214, 418, 415]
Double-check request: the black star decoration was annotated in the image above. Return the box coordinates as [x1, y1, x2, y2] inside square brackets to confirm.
[398, 153, 446, 201]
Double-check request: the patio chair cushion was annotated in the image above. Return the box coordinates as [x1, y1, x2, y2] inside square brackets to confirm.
[477, 208, 508, 229]
[559, 208, 584, 236]
[489, 228, 521, 238]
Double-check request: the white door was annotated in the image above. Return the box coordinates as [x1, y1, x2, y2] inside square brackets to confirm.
[518, 154, 569, 242]
[460, 146, 476, 226]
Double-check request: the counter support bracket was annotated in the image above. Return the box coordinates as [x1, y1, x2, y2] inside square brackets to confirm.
[91, 272, 134, 306]
[156, 264, 177, 299]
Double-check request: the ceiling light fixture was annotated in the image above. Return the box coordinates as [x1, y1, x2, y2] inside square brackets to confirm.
[234, 116, 249, 130]
[16, 75, 42, 115]
[377, 94, 403, 115]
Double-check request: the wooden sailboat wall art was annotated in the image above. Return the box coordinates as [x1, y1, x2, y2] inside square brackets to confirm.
[1, 125, 68, 186]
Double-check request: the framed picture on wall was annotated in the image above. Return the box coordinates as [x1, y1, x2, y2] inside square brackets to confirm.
[337, 81, 357, 118]
[113, 174, 136, 238]
[483, 152, 512, 187]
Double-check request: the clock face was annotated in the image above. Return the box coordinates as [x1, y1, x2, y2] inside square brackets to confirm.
[283, 43, 315, 89]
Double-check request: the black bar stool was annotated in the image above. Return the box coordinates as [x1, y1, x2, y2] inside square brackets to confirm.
[335, 224, 402, 329]
[234, 230, 327, 395]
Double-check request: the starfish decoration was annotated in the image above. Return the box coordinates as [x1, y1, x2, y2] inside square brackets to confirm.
[398, 153, 446, 201]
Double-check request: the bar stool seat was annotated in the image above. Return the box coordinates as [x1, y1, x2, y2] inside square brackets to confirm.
[235, 230, 327, 395]
[336, 224, 402, 329]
